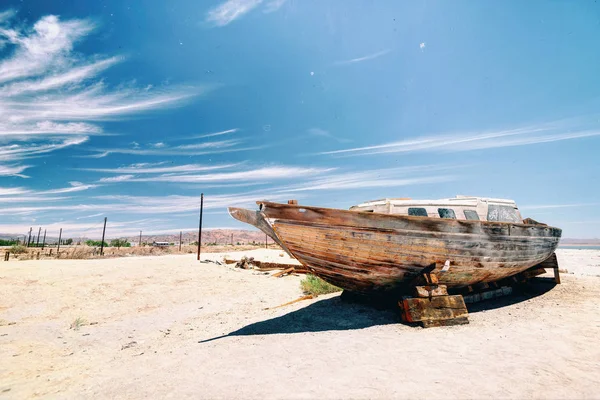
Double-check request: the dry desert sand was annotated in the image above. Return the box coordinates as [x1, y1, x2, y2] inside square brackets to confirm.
[1, 248, 599, 399]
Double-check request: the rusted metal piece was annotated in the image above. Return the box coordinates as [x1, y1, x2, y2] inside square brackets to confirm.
[228, 201, 562, 294]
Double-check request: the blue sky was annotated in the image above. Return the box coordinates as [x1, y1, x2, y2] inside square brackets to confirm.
[1, 0, 599, 239]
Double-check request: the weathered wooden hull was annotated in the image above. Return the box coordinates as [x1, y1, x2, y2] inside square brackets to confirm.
[229, 202, 562, 293]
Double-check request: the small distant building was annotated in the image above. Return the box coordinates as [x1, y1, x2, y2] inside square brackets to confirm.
[152, 241, 170, 247]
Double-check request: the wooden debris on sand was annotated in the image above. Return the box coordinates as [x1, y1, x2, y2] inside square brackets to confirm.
[228, 256, 308, 275]
[264, 295, 315, 310]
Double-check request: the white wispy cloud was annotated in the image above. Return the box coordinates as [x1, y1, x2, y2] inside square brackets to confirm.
[206, 0, 264, 26]
[0, 195, 66, 203]
[0, 187, 28, 195]
[0, 137, 88, 161]
[274, 165, 456, 193]
[334, 49, 391, 66]
[40, 181, 98, 194]
[83, 140, 262, 158]
[0, 11, 198, 176]
[76, 212, 104, 220]
[320, 123, 600, 156]
[0, 163, 31, 177]
[263, 0, 287, 13]
[0, 181, 96, 204]
[193, 128, 239, 139]
[307, 127, 352, 143]
[81, 162, 238, 174]
[205, 0, 286, 26]
[519, 203, 599, 210]
[98, 175, 135, 183]
[129, 166, 334, 184]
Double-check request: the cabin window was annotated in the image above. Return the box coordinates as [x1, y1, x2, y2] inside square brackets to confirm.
[487, 205, 521, 223]
[408, 207, 428, 217]
[438, 208, 456, 219]
[463, 210, 480, 221]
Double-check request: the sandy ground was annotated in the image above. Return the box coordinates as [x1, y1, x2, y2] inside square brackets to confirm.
[1, 248, 599, 399]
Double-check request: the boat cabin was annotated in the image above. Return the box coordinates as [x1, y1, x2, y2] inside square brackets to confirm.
[349, 195, 523, 223]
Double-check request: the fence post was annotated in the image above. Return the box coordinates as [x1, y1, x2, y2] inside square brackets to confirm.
[57, 228, 62, 254]
[100, 217, 107, 256]
[197, 193, 204, 261]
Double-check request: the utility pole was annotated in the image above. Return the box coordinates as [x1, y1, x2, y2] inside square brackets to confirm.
[231, 233, 233, 246]
[179, 231, 182, 252]
[36, 227, 41, 247]
[57, 228, 62, 252]
[100, 217, 107, 256]
[139, 231, 142, 247]
[197, 193, 204, 261]
[41, 229, 46, 249]
[265, 233, 268, 249]
[27, 228, 32, 247]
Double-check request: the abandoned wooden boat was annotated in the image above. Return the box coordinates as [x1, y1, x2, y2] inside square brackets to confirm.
[228, 196, 562, 294]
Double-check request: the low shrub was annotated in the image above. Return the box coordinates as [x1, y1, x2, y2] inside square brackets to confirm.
[10, 245, 27, 254]
[300, 274, 341, 296]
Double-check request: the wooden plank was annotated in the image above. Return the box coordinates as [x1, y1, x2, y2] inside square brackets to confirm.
[272, 267, 295, 278]
[422, 316, 469, 328]
[553, 267, 561, 284]
[414, 285, 448, 298]
[400, 295, 468, 323]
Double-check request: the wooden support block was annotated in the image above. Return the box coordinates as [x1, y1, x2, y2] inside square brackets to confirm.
[422, 317, 469, 328]
[533, 252, 560, 284]
[426, 274, 439, 285]
[536, 252, 559, 269]
[521, 267, 547, 280]
[400, 295, 468, 323]
[414, 285, 448, 298]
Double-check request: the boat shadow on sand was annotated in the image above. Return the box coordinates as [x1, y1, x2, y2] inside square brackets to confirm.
[199, 278, 557, 343]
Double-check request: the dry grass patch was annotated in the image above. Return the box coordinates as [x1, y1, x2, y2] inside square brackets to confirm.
[300, 274, 341, 296]
[70, 317, 87, 331]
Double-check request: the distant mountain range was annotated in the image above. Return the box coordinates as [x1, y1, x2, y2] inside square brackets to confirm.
[0, 229, 270, 245]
